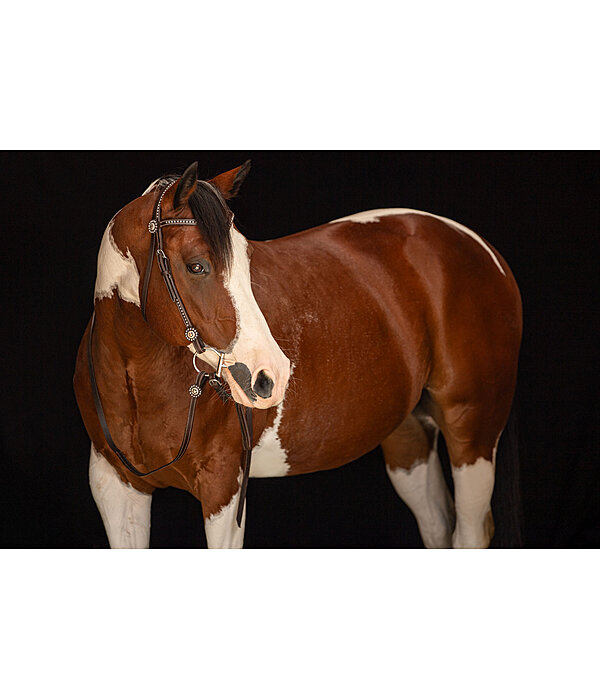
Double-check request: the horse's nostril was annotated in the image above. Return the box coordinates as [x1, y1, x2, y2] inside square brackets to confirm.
[253, 370, 274, 399]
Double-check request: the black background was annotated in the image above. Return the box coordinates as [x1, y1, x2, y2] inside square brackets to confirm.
[0, 151, 597, 548]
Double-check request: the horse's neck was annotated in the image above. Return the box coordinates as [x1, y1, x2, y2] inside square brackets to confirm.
[92, 296, 199, 428]
[93, 296, 172, 369]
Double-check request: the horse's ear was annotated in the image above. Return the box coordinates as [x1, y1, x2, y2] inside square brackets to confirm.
[209, 160, 251, 200]
[173, 161, 199, 209]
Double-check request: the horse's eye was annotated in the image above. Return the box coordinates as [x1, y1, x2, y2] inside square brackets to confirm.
[186, 262, 207, 275]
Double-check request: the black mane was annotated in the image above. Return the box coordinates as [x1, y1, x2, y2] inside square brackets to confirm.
[154, 173, 233, 271]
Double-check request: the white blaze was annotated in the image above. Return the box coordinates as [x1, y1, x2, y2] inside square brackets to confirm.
[224, 225, 284, 360]
[196, 223, 290, 407]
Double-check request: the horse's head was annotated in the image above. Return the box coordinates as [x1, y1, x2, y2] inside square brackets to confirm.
[106, 161, 290, 409]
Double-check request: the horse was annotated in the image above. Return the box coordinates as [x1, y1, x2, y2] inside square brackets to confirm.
[73, 160, 523, 548]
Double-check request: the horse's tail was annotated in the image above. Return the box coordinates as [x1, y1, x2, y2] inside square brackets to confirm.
[491, 396, 523, 548]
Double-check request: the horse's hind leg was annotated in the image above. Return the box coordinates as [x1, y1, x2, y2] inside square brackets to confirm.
[89, 444, 152, 548]
[382, 413, 455, 548]
[451, 449, 496, 549]
[445, 412, 498, 549]
[424, 393, 504, 549]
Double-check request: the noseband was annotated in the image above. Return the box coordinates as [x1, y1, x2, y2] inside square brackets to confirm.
[88, 181, 253, 528]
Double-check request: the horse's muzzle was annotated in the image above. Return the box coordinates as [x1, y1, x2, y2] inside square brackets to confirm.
[225, 358, 289, 409]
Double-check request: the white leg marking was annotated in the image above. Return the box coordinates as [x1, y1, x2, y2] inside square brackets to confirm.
[386, 447, 455, 549]
[89, 444, 152, 548]
[94, 221, 141, 305]
[204, 487, 246, 549]
[451, 456, 495, 549]
[330, 208, 506, 276]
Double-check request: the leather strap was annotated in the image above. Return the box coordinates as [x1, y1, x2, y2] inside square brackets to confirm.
[140, 229, 155, 321]
[235, 404, 253, 527]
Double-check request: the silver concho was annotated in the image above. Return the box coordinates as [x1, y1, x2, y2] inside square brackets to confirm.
[189, 384, 202, 398]
[184, 327, 198, 342]
[148, 220, 158, 235]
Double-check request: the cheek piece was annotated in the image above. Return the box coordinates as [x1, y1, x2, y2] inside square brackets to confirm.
[88, 181, 253, 528]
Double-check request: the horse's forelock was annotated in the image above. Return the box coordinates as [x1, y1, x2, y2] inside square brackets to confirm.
[142, 173, 233, 272]
[188, 181, 233, 273]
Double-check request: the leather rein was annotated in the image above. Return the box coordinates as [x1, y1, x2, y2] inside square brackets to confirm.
[88, 181, 253, 528]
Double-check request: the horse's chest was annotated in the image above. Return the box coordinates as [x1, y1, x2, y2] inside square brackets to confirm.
[250, 402, 290, 478]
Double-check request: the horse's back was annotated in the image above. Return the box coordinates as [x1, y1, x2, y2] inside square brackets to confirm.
[328, 208, 513, 284]
[264, 207, 521, 351]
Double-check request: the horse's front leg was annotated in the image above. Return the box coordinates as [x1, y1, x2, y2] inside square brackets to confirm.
[202, 469, 247, 549]
[89, 444, 152, 548]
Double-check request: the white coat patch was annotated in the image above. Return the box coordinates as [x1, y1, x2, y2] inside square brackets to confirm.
[94, 221, 141, 305]
[331, 208, 506, 276]
[250, 399, 290, 477]
[142, 178, 161, 195]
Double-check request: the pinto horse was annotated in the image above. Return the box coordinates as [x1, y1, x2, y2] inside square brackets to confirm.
[74, 160, 522, 548]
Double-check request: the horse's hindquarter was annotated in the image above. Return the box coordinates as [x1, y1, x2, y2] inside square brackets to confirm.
[250, 216, 442, 476]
